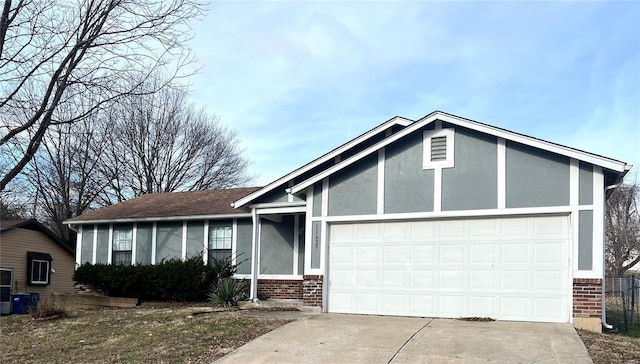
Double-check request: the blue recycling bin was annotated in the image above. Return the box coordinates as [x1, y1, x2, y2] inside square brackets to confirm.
[11, 293, 33, 314]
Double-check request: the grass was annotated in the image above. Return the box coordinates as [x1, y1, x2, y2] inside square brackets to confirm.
[0, 303, 293, 363]
[579, 330, 640, 364]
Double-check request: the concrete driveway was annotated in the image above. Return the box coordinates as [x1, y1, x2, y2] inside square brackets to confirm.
[216, 314, 592, 363]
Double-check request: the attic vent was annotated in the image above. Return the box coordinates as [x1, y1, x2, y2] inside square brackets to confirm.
[430, 136, 447, 161]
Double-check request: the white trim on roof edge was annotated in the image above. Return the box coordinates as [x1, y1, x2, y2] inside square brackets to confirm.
[287, 112, 630, 195]
[64, 213, 252, 225]
[231, 116, 414, 209]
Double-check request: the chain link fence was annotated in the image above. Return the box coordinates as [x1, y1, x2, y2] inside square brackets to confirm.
[606, 276, 640, 333]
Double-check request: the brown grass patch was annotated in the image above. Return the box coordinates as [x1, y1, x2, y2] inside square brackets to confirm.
[578, 330, 640, 364]
[0, 304, 293, 363]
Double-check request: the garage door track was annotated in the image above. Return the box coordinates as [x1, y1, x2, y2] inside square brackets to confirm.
[216, 314, 592, 363]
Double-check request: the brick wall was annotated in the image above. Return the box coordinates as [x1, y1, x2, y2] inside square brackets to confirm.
[303, 275, 323, 307]
[573, 278, 602, 318]
[256, 279, 303, 300]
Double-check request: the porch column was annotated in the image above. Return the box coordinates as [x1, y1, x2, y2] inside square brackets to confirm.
[250, 208, 259, 301]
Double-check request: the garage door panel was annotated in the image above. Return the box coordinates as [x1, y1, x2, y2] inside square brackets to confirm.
[500, 271, 529, 290]
[383, 246, 406, 263]
[439, 270, 464, 289]
[411, 270, 435, 288]
[410, 245, 435, 263]
[439, 295, 464, 316]
[469, 270, 495, 290]
[468, 296, 497, 316]
[469, 244, 496, 264]
[383, 270, 406, 287]
[500, 243, 529, 264]
[440, 220, 467, 238]
[356, 269, 379, 287]
[439, 245, 465, 264]
[328, 216, 570, 322]
[410, 221, 436, 238]
[533, 242, 567, 264]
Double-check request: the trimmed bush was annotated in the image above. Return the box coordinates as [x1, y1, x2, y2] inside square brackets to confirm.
[73, 255, 236, 302]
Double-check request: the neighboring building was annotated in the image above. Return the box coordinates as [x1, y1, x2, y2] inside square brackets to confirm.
[65, 111, 631, 331]
[0, 219, 76, 296]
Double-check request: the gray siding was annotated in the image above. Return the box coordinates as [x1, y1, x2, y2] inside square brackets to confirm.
[156, 222, 182, 262]
[96, 224, 109, 264]
[186, 221, 204, 259]
[260, 216, 294, 274]
[384, 131, 434, 213]
[136, 223, 153, 265]
[578, 210, 594, 270]
[579, 162, 593, 205]
[505, 141, 570, 208]
[312, 183, 322, 217]
[328, 154, 377, 216]
[81, 225, 93, 264]
[298, 215, 305, 275]
[236, 219, 253, 274]
[442, 128, 498, 211]
[311, 221, 321, 269]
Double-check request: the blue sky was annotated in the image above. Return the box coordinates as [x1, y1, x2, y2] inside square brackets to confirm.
[188, 1, 640, 186]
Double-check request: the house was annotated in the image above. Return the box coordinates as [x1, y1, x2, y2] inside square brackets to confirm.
[65, 111, 631, 331]
[0, 219, 76, 300]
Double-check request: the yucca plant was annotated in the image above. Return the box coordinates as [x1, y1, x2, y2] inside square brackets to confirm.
[208, 278, 247, 307]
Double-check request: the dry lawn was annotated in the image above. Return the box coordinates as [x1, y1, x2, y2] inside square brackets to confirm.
[0, 304, 293, 363]
[579, 330, 640, 364]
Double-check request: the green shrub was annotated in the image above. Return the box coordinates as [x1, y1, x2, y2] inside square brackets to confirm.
[73, 255, 223, 302]
[208, 278, 247, 307]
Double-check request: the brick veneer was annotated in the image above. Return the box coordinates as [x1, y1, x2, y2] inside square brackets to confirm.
[303, 275, 323, 307]
[256, 279, 303, 300]
[573, 278, 602, 318]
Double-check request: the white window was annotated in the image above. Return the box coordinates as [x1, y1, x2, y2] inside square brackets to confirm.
[31, 260, 50, 285]
[208, 225, 232, 263]
[27, 252, 52, 285]
[423, 128, 455, 169]
[113, 228, 133, 265]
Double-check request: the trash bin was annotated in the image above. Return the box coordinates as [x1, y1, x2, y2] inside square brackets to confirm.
[11, 293, 33, 314]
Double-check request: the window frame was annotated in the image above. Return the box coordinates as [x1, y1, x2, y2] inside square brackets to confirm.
[423, 128, 455, 169]
[26, 252, 52, 286]
[208, 225, 232, 263]
[112, 227, 133, 265]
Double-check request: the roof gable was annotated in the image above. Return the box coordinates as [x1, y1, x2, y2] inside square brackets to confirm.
[287, 111, 630, 195]
[232, 116, 413, 208]
[1, 219, 74, 255]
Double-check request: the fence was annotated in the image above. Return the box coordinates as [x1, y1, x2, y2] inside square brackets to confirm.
[605, 276, 640, 333]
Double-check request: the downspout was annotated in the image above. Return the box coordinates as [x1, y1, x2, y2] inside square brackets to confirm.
[602, 177, 627, 330]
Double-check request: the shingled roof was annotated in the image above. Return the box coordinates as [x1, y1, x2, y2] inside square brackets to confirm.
[66, 187, 261, 223]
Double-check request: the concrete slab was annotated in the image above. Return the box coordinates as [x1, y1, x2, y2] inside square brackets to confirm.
[216, 314, 593, 364]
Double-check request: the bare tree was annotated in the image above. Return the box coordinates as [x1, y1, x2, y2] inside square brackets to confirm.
[0, 0, 204, 191]
[24, 110, 110, 240]
[605, 183, 640, 276]
[97, 78, 252, 204]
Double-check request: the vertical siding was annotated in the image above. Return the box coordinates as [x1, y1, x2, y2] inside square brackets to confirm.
[0, 229, 75, 295]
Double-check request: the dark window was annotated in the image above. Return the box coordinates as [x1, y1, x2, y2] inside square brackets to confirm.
[208, 225, 232, 263]
[113, 228, 133, 265]
[27, 252, 52, 285]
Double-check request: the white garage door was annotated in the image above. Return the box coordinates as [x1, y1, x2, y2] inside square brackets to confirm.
[328, 215, 570, 322]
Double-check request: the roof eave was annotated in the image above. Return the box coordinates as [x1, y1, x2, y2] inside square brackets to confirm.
[64, 212, 252, 225]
